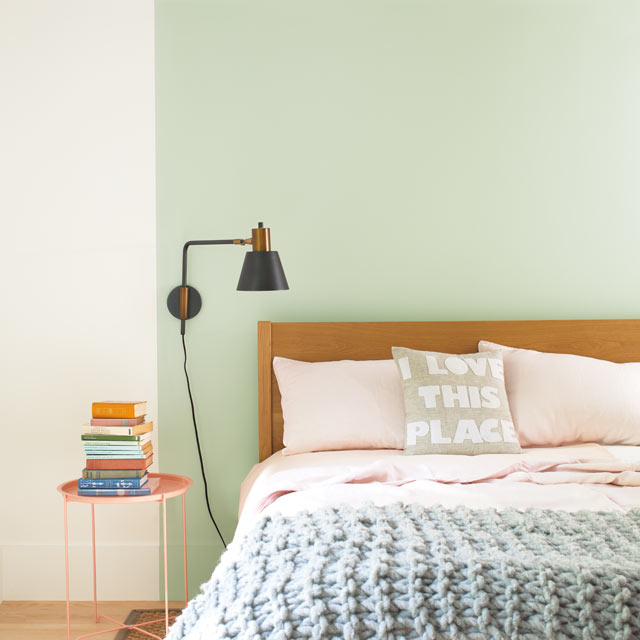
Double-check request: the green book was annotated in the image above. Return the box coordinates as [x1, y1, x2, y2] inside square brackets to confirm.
[81, 434, 149, 442]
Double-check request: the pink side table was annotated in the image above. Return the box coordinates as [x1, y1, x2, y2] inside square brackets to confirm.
[57, 473, 193, 640]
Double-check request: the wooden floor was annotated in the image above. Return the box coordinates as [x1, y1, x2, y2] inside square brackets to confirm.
[0, 601, 185, 640]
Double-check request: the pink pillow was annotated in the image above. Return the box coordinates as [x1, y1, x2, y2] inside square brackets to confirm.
[478, 341, 640, 447]
[273, 357, 405, 454]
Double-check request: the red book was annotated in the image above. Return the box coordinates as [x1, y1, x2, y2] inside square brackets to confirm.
[85, 454, 153, 470]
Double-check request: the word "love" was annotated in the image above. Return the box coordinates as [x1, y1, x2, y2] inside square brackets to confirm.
[397, 355, 504, 381]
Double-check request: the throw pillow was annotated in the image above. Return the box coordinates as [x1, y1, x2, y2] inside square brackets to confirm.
[392, 346, 521, 455]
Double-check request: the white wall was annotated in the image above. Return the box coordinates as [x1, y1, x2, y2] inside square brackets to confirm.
[0, 0, 157, 599]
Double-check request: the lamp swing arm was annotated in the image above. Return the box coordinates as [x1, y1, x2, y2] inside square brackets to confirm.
[178, 237, 252, 321]
[180, 223, 273, 288]
[180, 238, 250, 286]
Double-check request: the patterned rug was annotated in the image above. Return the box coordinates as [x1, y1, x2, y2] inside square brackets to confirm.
[114, 609, 182, 639]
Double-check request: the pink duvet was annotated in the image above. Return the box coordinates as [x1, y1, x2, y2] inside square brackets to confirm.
[234, 444, 640, 542]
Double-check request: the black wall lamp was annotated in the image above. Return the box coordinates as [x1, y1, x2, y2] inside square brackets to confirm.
[166, 222, 288, 549]
[167, 222, 289, 334]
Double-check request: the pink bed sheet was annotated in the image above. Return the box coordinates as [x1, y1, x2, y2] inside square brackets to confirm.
[234, 444, 640, 542]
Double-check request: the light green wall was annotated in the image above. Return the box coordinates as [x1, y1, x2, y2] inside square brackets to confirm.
[156, 0, 640, 596]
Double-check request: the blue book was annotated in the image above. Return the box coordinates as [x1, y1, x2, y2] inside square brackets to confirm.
[77, 486, 152, 496]
[78, 475, 148, 489]
[77, 478, 158, 497]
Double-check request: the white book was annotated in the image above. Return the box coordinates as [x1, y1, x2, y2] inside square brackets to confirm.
[80, 421, 153, 437]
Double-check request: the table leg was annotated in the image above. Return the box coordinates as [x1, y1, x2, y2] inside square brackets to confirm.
[182, 494, 188, 607]
[91, 503, 98, 622]
[64, 496, 71, 640]
[163, 495, 169, 634]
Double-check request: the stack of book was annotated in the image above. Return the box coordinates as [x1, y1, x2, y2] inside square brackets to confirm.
[78, 401, 158, 496]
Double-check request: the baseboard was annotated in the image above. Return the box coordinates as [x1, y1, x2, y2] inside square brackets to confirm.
[2, 545, 160, 600]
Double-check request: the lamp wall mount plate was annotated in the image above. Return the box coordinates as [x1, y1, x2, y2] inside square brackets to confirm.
[167, 285, 202, 320]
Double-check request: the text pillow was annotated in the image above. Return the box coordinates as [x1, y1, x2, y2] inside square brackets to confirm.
[479, 341, 640, 447]
[392, 346, 521, 455]
[273, 357, 405, 455]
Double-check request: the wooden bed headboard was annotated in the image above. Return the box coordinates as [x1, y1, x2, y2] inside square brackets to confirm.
[257, 319, 640, 461]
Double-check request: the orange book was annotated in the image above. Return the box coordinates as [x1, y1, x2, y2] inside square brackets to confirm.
[85, 454, 153, 470]
[92, 401, 147, 419]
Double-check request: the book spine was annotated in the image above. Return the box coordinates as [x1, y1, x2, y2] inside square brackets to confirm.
[92, 405, 137, 419]
[85, 453, 147, 459]
[90, 417, 145, 426]
[83, 449, 149, 455]
[82, 469, 146, 479]
[92, 402, 146, 419]
[82, 425, 135, 436]
[85, 456, 152, 470]
[78, 478, 148, 489]
[82, 440, 152, 451]
[81, 422, 152, 437]
[81, 434, 146, 442]
[77, 487, 151, 496]
[82, 444, 150, 450]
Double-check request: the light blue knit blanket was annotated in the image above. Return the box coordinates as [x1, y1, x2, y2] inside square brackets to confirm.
[166, 504, 640, 640]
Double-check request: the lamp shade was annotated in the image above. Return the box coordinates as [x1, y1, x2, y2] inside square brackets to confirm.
[237, 251, 289, 291]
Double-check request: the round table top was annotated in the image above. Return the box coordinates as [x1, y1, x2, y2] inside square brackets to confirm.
[57, 473, 192, 504]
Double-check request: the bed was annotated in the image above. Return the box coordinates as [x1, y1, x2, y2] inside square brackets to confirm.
[168, 320, 640, 640]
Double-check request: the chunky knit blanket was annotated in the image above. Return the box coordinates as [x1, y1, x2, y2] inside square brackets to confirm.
[167, 504, 640, 640]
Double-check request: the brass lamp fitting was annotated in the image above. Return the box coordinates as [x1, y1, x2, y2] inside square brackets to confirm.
[251, 222, 271, 251]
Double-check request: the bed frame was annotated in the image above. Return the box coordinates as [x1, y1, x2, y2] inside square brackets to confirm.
[257, 319, 640, 461]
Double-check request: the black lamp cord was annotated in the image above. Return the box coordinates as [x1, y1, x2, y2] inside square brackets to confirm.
[181, 334, 228, 550]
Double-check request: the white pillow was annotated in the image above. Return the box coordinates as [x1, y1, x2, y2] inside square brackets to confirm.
[478, 341, 640, 447]
[273, 357, 405, 454]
